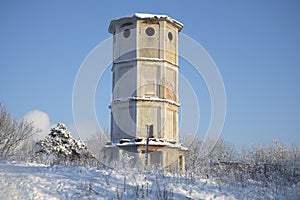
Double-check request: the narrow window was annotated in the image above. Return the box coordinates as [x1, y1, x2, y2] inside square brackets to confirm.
[168, 32, 173, 41]
[123, 29, 130, 38]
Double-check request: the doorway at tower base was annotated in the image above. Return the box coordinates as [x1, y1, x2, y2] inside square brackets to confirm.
[102, 138, 187, 170]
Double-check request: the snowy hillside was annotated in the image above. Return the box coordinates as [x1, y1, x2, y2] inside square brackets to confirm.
[1, 161, 299, 200]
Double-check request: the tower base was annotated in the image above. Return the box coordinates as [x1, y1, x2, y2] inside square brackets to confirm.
[103, 138, 187, 170]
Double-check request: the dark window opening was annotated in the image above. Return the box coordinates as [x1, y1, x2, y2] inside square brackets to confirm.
[168, 32, 173, 41]
[123, 29, 130, 38]
[145, 27, 155, 36]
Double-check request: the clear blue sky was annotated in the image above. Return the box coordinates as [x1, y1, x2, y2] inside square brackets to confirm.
[0, 0, 299, 147]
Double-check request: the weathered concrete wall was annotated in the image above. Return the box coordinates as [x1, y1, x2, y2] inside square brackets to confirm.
[103, 144, 186, 170]
[135, 101, 178, 141]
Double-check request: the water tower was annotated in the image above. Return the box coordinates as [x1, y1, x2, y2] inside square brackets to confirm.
[104, 13, 187, 169]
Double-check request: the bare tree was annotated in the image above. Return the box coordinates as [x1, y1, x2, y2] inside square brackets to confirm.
[0, 103, 40, 159]
[180, 134, 203, 175]
[85, 130, 110, 163]
[181, 135, 236, 177]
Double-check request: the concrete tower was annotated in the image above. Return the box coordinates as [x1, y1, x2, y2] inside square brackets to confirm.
[104, 14, 187, 169]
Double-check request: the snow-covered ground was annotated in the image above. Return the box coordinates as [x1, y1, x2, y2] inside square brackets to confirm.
[0, 161, 299, 200]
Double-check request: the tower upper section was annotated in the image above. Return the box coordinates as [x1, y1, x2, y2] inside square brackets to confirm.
[108, 14, 183, 141]
[108, 13, 183, 66]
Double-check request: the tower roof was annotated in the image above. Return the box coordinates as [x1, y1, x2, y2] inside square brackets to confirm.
[108, 13, 183, 34]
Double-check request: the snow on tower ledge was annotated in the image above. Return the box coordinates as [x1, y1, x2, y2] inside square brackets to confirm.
[108, 13, 184, 33]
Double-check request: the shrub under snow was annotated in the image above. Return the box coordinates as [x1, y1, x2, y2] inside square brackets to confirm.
[36, 123, 95, 166]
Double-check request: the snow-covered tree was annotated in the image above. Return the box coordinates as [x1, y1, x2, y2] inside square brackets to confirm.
[181, 135, 236, 178]
[36, 123, 95, 166]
